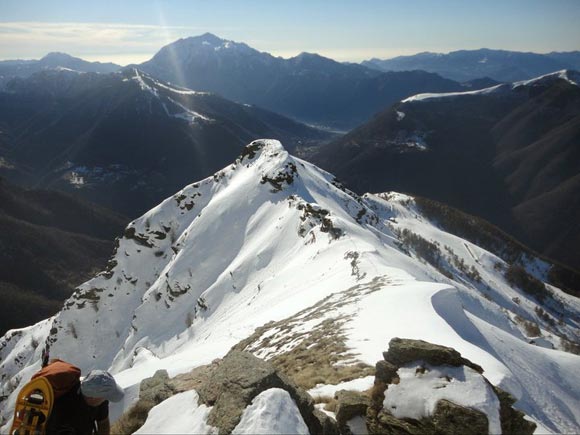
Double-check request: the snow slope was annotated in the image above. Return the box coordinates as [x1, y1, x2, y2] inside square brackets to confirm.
[1, 140, 579, 433]
[135, 390, 216, 434]
[401, 69, 579, 103]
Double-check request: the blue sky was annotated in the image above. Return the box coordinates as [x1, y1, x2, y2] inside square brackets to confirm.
[1, 0, 579, 64]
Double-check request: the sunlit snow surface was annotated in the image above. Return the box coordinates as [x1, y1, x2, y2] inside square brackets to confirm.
[401, 84, 506, 102]
[232, 388, 309, 434]
[383, 363, 501, 434]
[308, 376, 374, 398]
[401, 70, 579, 103]
[135, 390, 216, 434]
[1, 140, 579, 434]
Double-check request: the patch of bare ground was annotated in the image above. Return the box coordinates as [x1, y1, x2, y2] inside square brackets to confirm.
[233, 275, 392, 389]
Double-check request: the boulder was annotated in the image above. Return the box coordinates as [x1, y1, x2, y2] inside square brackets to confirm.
[313, 409, 340, 435]
[431, 399, 488, 435]
[364, 338, 536, 435]
[197, 350, 335, 434]
[111, 369, 177, 434]
[139, 369, 176, 404]
[494, 386, 536, 435]
[375, 360, 398, 384]
[366, 399, 489, 435]
[383, 338, 483, 373]
[334, 390, 370, 427]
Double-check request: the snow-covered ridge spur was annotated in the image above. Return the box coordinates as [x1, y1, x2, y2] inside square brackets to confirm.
[123, 68, 214, 123]
[401, 69, 580, 103]
[1, 140, 579, 433]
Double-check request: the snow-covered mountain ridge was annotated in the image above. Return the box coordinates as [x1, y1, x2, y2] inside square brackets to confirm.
[1, 140, 579, 433]
[401, 69, 579, 103]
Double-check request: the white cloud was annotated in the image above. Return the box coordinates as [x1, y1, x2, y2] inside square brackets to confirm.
[0, 21, 458, 65]
[0, 21, 201, 64]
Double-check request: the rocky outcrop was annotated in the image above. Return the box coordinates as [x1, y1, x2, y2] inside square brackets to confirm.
[337, 338, 535, 435]
[335, 390, 371, 433]
[196, 350, 337, 434]
[429, 399, 489, 434]
[383, 338, 483, 373]
[139, 369, 176, 404]
[117, 340, 536, 435]
[114, 351, 338, 434]
[111, 369, 177, 434]
[493, 387, 537, 435]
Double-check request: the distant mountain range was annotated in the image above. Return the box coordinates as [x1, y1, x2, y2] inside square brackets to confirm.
[0, 68, 331, 217]
[311, 70, 580, 271]
[362, 48, 580, 82]
[0, 52, 120, 88]
[0, 177, 127, 334]
[136, 33, 467, 130]
[4, 40, 579, 131]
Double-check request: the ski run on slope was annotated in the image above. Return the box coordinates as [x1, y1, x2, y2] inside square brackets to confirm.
[1, 139, 579, 434]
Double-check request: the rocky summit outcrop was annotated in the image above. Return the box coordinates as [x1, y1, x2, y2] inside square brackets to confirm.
[334, 338, 536, 435]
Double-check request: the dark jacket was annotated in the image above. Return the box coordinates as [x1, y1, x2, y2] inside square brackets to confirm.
[46, 384, 108, 435]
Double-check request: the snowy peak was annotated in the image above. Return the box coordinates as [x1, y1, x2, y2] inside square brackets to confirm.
[512, 69, 580, 88]
[33, 139, 364, 371]
[152, 33, 259, 62]
[39, 52, 77, 64]
[193, 32, 224, 46]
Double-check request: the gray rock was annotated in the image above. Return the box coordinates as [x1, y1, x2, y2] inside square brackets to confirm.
[139, 369, 176, 404]
[367, 399, 488, 435]
[313, 409, 340, 435]
[375, 360, 398, 384]
[335, 390, 370, 426]
[111, 369, 177, 434]
[431, 399, 488, 434]
[383, 338, 483, 373]
[493, 386, 536, 435]
[197, 350, 332, 434]
[369, 410, 415, 434]
[365, 339, 536, 435]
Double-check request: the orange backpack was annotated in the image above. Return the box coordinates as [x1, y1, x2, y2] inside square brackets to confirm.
[31, 359, 82, 398]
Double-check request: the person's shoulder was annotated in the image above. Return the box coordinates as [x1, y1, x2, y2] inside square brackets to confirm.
[55, 384, 82, 402]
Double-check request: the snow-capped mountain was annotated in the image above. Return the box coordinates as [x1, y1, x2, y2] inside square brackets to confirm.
[0, 68, 330, 217]
[0, 52, 120, 89]
[1, 140, 579, 433]
[137, 33, 465, 130]
[362, 48, 580, 82]
[311, 70, 580, 272]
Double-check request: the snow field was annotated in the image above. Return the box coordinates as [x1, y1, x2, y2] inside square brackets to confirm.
[135, 390, 217, 434]
[232, 388, 309, 434]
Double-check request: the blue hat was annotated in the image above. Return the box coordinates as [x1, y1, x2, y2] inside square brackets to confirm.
[81, 370, 125, 402]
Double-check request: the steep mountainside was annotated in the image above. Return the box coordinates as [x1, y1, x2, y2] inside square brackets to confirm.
[137, 33, 465, 130]
[0, 52, 120, 89]
[0, 68, 331, 217]
[311, 71, 580, 271]
[362, 49, 580, 82]
[1, 141, 579, 433]
[0, 178, 127, 334]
